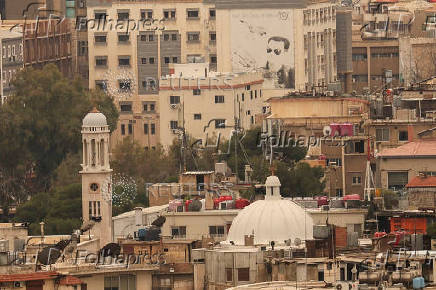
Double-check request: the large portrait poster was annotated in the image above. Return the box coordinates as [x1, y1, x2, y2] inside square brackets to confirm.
[230, 9, 295, 88]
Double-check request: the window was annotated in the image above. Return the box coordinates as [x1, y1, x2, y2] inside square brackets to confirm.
[170, 121, 178, 129]
[172, 57, 178, 63]
[210, 55, 217, 64]
[215, 119, 225, 129]
[163, 34, 170, 41]
[215, 95, 224, 103]
[187, 9, 199, 19]
[171, 226, 186, 238]
[143, 102, 155, 112]
[94, 11, 107, 20]
[164, 57, 170, 64]
[95, 56, 107, 67]
[187, 32, 200, 42]
[144, 124, 149, 134]
[104, 275, 136, 290]
[238, 268, 250, 282]
[141, 34, 155, 42]
[171, 34, 178, 41]
[117, 12, 129, 20]
[149, 57, 155, 64]
[150, 104, 155, 111]
[118, 56, 130, 66]
[352, 176, 362, 185]
[121, 124, 126, 135]
[118, 79, 131, 92]
[141, 58, 147, 64]
[209, 9, 216, 19]
[326, 158, 342, 166]
[94, 34, 107, 43]
[141, 9, 153, 20]
[399, 131, 408, 141]
[194, 114, 201, 120]
[151, 123, 156, 135]
[170, 95, 180, 104]
[120, 103, 132, 112]
[388, 171, 408, 190]
[318, 270, 325, 281]
[142, 81, 147, 88]
[209, 32, 216, 42]
[128, 124, 133, 135]
[209, 226, 225, 237]
[163, 9, 176, 20]
[143, 104, 148, 112]
[226, 268, 233, 282]
[193, 89, 201, 95]
[376, 128, 390, 141]
[118, 33, 129, 43]
[241, 93, 245, 101]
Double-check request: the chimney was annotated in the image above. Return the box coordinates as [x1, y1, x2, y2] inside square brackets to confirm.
[408, 125, 414, 142]
[205, 192, 214, 210]
[40, 222, 45, 238]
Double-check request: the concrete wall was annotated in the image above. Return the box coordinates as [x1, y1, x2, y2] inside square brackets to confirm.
[0, 224, 28, 252]
[162, 210, 239, 241]
[379, 157, 436, 189]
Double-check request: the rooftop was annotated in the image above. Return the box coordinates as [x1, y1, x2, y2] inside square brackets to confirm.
[378, 140, 436, 158]
[406, 176, 436, 188]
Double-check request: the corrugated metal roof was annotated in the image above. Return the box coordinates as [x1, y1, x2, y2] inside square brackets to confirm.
[182, 171, 214, 175]
[406, 176, 436, 188]
[378, 140, 436, 158]
[0, 271, 58, 282]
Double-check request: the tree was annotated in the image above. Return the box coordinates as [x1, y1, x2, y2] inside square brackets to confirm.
[14, 183, 82, 235]
[0, 64, 118, 197]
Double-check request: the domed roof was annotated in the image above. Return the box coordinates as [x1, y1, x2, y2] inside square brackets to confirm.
[226, 199, 313, 245]
[226, 175, 313, 246]
[82, 108, 107, 127]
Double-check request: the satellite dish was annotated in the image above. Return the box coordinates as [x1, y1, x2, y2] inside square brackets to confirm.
[323, 125, 332, 137]
[100, 243, 121, 257]
[151, 216, 166, 227]
[294, 238, 301, 246]
[285, 239, 292, 246]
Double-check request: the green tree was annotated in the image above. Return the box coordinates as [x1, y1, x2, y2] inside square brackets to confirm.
[14, 183, 82, 235]
[0, 64, 118, 196]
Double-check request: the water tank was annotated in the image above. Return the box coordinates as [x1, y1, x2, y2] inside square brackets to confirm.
[329, 199, 345, 208]
[340, 123, 354, 136]
[0, 240, 8, 252]
[345, 200, 361, 208]
[313, 225, 330, 239]
[413, 277, 425, 289]
[138, 226, 161, 241]
[188, 199, 202, 212]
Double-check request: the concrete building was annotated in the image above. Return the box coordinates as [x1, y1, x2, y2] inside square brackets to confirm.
[161, 209, 239, 242]
[23, 19, 73, 77]
[215, 0, 337, 91]
[87, 0, 217, 148]
[377, 140, 436, 190]
[159, 67, 264, 147]
[0, 29, 23, 104]
[406, 175, 436, 210]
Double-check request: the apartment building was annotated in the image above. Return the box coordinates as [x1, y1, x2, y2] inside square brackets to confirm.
[159, 64, 264, 147]
[23, 19, 73, 77]
[351, 0, 436, 92]
[0, 30, 23, 104]
[215, 0, 337, 91]
[87, 0, 217, 148]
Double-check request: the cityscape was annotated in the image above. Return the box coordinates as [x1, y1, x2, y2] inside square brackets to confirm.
[0, 0, 435, 289]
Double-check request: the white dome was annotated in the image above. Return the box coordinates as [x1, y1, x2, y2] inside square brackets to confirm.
[226, 199, 314, 246]
[83, 108, 107, 127]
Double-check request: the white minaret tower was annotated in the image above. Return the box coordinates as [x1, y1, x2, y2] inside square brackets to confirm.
[80, 108, 113, 247]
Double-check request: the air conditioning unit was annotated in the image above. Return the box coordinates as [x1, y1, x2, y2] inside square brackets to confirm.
[14, 281, 24, 288]
[171, 129, 179, 134]
[170, 104, 179, 110]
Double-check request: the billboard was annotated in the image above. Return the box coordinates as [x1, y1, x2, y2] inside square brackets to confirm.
[230, 9, 295, 88]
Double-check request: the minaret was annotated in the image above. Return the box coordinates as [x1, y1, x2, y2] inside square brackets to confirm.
[80, 108, 113, 247]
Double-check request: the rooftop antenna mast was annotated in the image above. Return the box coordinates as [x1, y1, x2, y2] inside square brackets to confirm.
[364, 137, 375, 201]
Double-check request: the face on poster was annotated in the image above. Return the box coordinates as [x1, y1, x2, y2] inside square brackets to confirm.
[230, 9, 294, 79]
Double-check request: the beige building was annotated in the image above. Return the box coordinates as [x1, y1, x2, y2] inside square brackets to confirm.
[161, 209, 240, 242]
[87, 0, 217, 149]
[377, 140, 436, 190]
[159, 68, 264, 147]
[215, 0, 337, 91]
